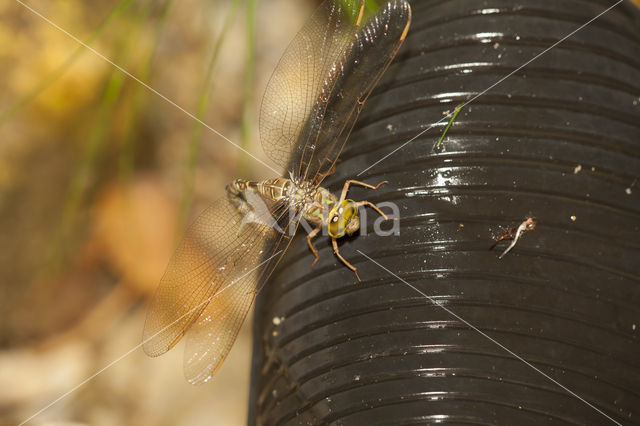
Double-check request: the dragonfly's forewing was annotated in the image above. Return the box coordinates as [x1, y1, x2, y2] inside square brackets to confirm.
[260, 0, 364, 174]
[260, 0, 411, 183]
[143, 195, 292, 381]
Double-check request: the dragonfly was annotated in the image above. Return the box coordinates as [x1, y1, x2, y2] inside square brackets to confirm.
[143, 0, 411, 385]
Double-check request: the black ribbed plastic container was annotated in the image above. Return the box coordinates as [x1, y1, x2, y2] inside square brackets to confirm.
[249, 1, 640, 424]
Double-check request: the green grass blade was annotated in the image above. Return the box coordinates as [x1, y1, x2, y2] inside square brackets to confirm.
[47, 1, 162, 270]
[46, 69, 127, 271]
[239, 0, 257, 179]
[436, 103, 463, 148]
[118, 0, 175, 183]
[179, 0, 244, 227]
[0, 0, 133, 130]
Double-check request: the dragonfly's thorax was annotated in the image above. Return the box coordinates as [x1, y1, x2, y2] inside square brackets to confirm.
[289, 178, 320, 205]
[272, 177, 338, 228]
[302, 186, 337, 227]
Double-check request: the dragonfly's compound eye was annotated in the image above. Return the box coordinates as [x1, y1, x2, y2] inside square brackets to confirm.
[328, 200, 359, 238]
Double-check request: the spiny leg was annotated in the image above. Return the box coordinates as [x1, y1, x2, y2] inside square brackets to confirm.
[314, 161, 338, 183]
[334, 180, 388, 281]
[357, 200, 390, 221]
[307, 226, 321, 268]
[339, 179, 387, 202]
[332, 238, 361, 282]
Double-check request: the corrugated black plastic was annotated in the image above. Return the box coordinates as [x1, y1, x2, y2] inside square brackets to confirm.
[249, 0, 640, 424]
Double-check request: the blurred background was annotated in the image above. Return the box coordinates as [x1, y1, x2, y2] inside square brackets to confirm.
[0, 0, 313, 424]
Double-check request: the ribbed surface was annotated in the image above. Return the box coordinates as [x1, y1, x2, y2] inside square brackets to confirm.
[249, 0, 640, 425]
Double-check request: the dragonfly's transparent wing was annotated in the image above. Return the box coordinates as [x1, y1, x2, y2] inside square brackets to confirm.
[142, 195, 291, 364]
[299, 0, 411, 184]
[259, 0, 411, 182]
[260, 0, 365, 173]
[182, 270, 255, 384]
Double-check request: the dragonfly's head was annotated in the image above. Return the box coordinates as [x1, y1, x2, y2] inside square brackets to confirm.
[328, 200, 359, 238]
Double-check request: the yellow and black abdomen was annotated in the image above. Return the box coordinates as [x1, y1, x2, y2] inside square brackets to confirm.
[226, 178, 292, 203]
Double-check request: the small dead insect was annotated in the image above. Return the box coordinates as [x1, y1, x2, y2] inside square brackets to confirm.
[490, 217, 537, 259]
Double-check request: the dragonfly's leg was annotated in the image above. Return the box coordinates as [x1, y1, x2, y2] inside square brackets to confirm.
[357, 200, 390, 221]
[332, 238, 361, 282]
[315, 162, 338, 182]
[307, 227, 321, 268]
[339, 180, 387, 202]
